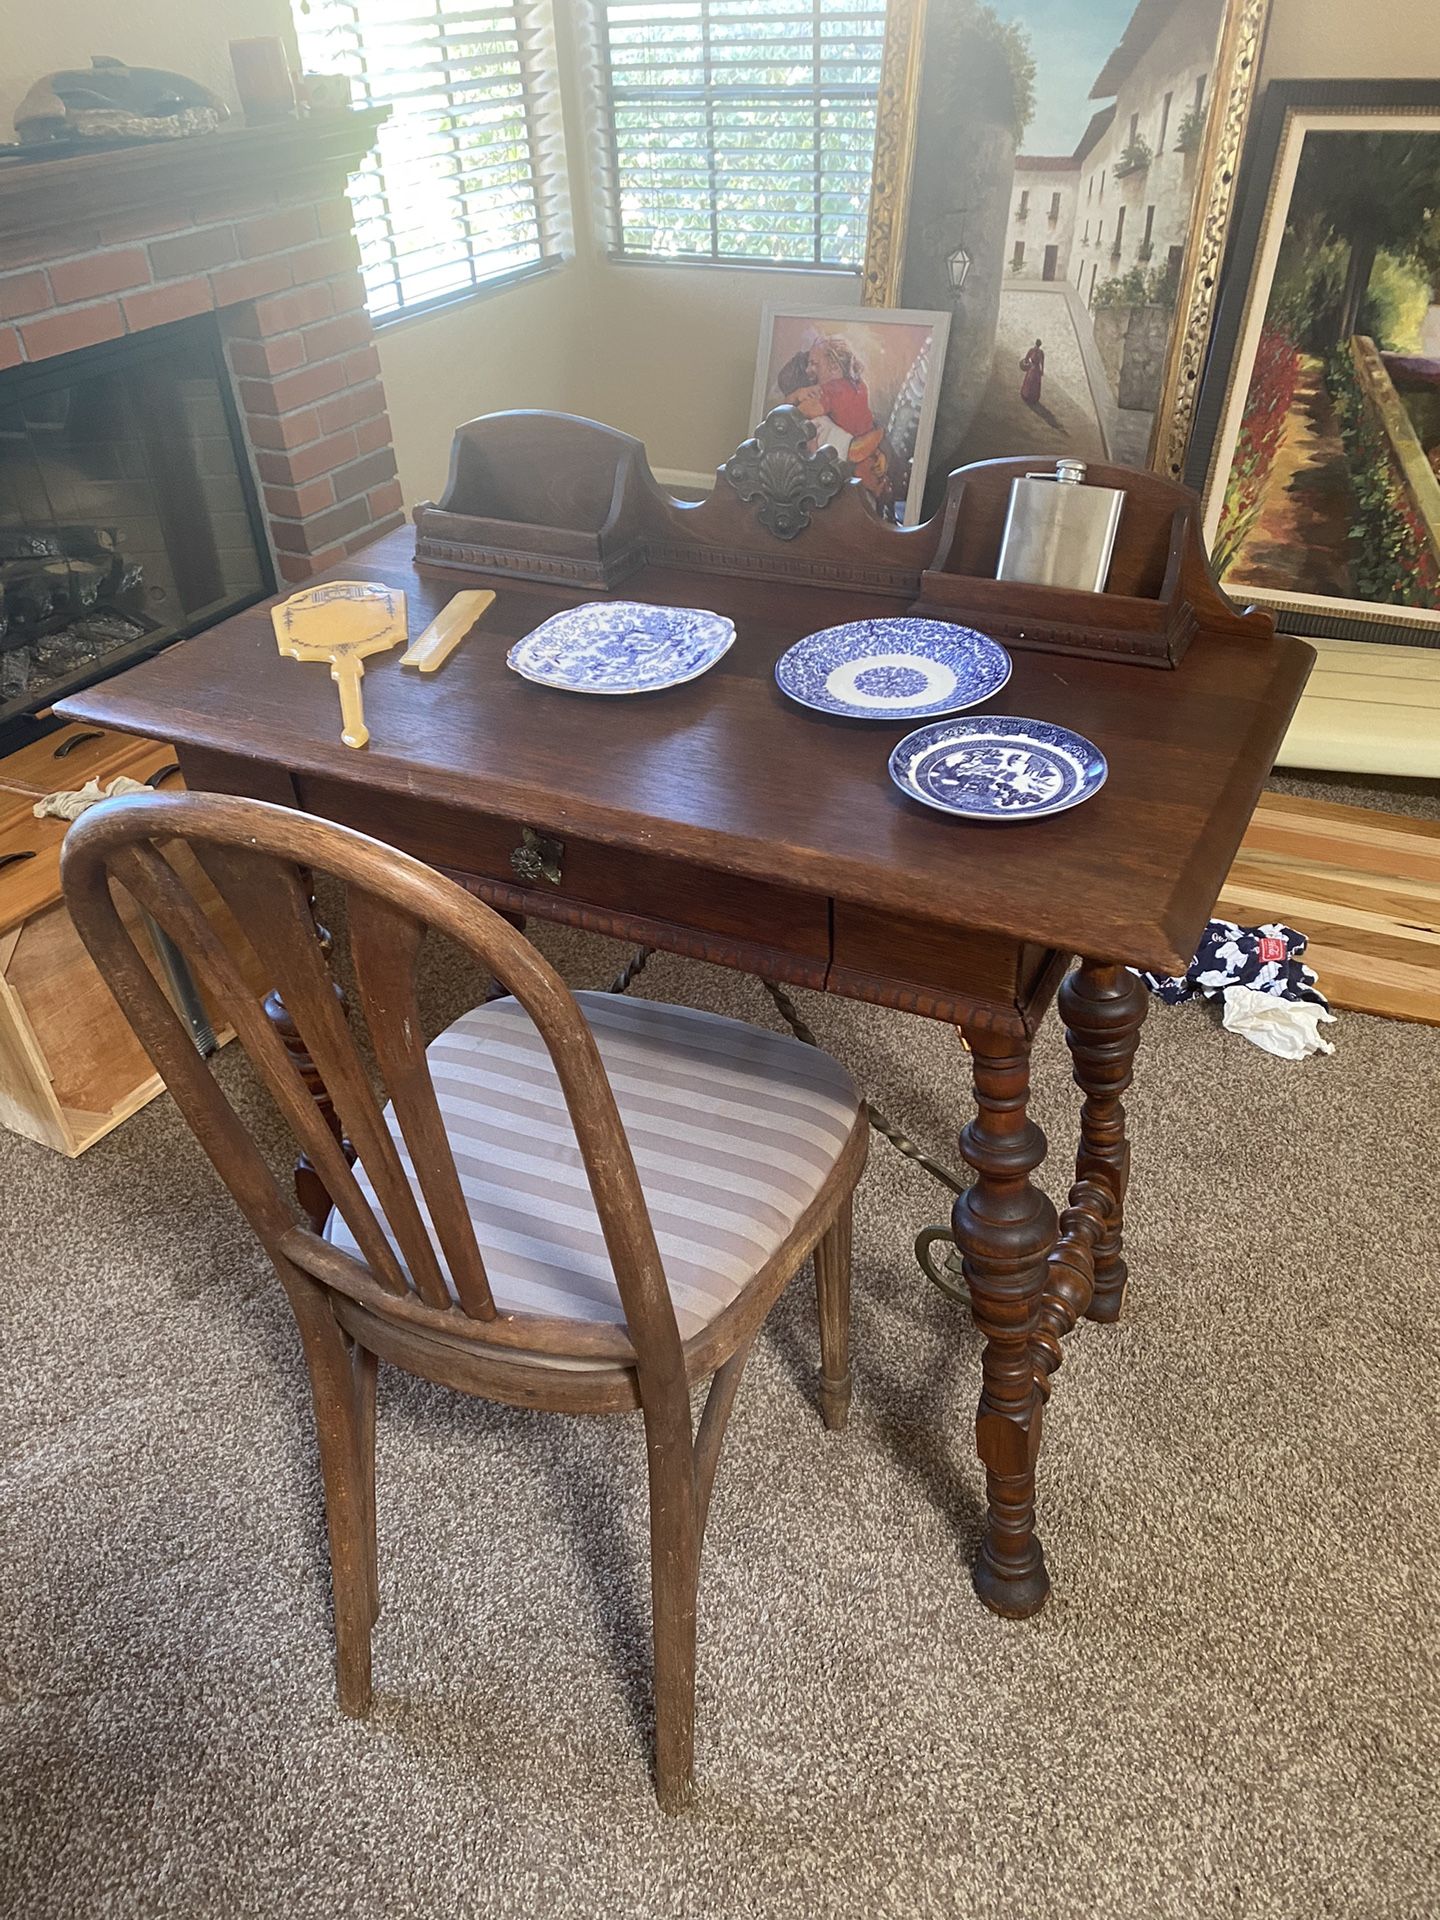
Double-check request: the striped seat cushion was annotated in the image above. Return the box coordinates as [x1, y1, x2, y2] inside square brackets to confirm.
[326, 991, 861, 1346]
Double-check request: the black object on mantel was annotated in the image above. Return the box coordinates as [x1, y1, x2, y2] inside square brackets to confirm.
[411, 408, 1273, 667]
[13, 55, 228, 150]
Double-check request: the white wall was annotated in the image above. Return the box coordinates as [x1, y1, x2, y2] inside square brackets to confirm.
[1070, 4, 1220, 310]
[376, 272, 582, 504]
[1262, 0, 1440, 79]
[1003, 163, 1080, 285]
[569, 261, 862, 478]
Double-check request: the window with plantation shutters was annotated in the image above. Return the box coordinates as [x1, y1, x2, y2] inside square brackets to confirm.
[293, 0, 568, 321]
[592, 0, 884, 270]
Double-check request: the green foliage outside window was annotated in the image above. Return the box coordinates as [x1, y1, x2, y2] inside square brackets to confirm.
[603, 0, 886, 268]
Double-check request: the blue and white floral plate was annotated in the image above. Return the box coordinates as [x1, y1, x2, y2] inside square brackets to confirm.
[507, 601, 735, 695]
[775, 617, 1011, 720]
[888, 716, 1108, 822]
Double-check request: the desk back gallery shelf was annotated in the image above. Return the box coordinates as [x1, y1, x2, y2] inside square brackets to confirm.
[412, 409, 1275, 668]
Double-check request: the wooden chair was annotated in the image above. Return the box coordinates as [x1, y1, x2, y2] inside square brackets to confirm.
[60, 790, 867, 1810]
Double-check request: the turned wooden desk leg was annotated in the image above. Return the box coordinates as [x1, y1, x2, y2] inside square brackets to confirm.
[1060, 960, 1147, 1325]
[953, 1028, 1059, 1619]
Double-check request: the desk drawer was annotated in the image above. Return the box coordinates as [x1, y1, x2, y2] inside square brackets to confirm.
[831, 903, 1055, 1014]
[297, 778, 831, 969]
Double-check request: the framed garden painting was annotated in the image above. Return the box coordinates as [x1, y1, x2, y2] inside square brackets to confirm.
[1188, 82, 1440, 646]
[862, 0, 1272, 503]
[750, 305, 951, 526]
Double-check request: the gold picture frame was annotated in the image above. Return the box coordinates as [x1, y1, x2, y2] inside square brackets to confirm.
[1187, 82, 1440, 645]
[863, 0, 1273, 483]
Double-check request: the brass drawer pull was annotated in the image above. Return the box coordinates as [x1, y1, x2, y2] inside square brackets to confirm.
[510, 827, 563, 887]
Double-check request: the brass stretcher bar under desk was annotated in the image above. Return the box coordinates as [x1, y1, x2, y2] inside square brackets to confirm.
[60, 500, 1312, 1621]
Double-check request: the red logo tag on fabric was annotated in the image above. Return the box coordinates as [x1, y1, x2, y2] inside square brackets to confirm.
[1257, 936, 1286, 964]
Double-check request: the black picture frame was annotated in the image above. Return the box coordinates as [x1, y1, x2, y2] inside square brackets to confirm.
[1186, 79, 1440, 647]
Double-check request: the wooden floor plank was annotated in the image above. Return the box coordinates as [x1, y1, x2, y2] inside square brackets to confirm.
[1221, 861, 1440, 933]
[1259, 790, 1440, 834]
[1218, 794, 1440, 1026]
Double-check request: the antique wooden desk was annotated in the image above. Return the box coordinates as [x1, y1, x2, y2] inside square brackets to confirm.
[59, 412, 1313, 1620]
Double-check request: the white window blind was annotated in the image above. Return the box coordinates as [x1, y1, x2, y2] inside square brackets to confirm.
[592, 0, 884, 269]
[293, 0, 568, 320]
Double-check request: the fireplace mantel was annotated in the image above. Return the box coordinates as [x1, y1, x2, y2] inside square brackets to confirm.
[0, 113, 388, 253]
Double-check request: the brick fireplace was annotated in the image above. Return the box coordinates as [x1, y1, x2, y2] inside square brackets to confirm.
[0, 113, 403, 587]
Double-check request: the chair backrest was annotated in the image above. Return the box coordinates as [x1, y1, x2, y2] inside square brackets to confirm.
[61, 791, 680, 1377]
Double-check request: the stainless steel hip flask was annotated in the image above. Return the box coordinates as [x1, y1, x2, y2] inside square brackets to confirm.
[996, 458, 1126, 594]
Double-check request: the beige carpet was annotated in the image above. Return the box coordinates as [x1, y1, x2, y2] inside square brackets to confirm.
[2, 916, 1437, 1919]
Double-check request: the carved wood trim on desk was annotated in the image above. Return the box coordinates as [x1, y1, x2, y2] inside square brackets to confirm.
[643, 542, 923, 595]
[827, 947, 1072, 1042]
[447, 870, 832, 998]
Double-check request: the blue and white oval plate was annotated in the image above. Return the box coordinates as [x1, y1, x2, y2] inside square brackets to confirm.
[775, 617, 1010, 720]
[508, 601, 735, 695]
[888, 716, 1108, 823]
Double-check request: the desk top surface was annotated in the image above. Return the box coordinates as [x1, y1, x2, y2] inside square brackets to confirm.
[59, 527, 1314, 975]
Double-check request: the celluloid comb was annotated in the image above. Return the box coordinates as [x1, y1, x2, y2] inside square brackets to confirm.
[400, 589, 495, 672]
[271, 580, 408, 749]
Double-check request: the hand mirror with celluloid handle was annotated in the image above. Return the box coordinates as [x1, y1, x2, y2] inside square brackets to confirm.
[271, 581, 408, 750]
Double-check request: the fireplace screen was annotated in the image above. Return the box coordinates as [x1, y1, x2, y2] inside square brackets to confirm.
[0, 316, 271, 750]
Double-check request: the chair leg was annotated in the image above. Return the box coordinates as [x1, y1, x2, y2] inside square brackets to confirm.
[693, 1340, 755, 1545]
[354, 1343, 380, 1628]
[815, 1191, 853, 1432]
[642, 1402, 701, 1813]
[300, 1316, 376, 1717]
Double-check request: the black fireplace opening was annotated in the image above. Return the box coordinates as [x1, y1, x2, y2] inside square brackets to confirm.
[0, 314, 273, 757]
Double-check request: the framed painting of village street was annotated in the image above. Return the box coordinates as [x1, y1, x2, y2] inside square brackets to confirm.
[1188, 82, 1440, 646]
[862, 0, 1271, 505]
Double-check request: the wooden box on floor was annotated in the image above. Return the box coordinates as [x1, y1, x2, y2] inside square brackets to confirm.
[0, 725, 264, 1157]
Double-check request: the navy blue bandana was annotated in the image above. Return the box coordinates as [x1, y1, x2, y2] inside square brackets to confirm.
[1137, 920, 1328, 1009]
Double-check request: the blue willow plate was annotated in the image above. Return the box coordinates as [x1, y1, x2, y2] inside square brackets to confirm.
[888, 715, 1108, 823]
[775, 617, 1010, 720]
[507, 601, 735, 695]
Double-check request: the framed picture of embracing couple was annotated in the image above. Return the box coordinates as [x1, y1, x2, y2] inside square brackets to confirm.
[749, 304, 951, 527]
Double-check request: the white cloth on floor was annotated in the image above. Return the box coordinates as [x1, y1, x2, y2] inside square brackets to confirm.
[1221, 984, 1337, 1060]
[32, 775, 151, 821]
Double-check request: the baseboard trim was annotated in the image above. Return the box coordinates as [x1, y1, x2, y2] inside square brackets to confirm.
[1277, 637, 1440, 779]
[652, 468, 716, 493]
